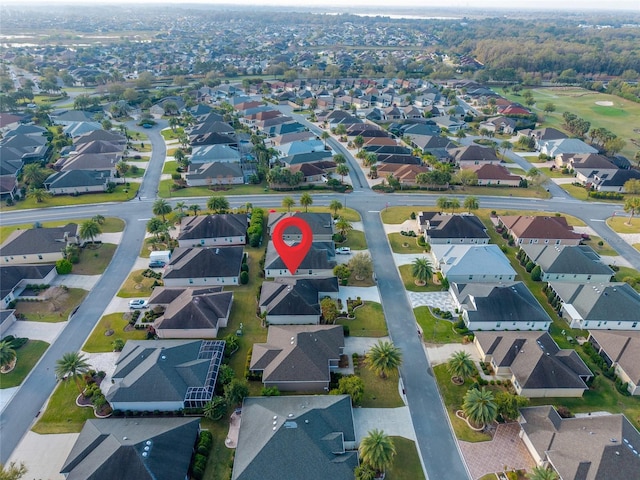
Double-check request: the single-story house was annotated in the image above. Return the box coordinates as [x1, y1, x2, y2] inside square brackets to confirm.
[264, 241, 336, 278]
[149, 286, 233, 339]
[451, 282, 552, 331]
[548, 281, 640, 330]
[479, 116, 517, 135]
[185, 162, 244, 187]
[1, 263, 57, 307]
[433, 115, 466, 133]
[475, 331, 591, 398]
[189, 144, 241, 164]
[162, 246, 243, 287]
[539, 138, 598, 158]
[232, 395, 358, 480]
[250, 325, 344, 392]
[529, 127, 567, 150]
[259, 277, 339, 325]
[178, 214, 247, 248]
[0, 309, 17, 337]
[588, 330, 640, 395]
[0, 223, 80, 265]
[448, 145, 501, 168]
[430, 244, 516, 283]
[267, 212, 334, 242]
[520, 244, 614, 283]
[594, 168, 640, 192]
[498, 215, 582, 246]
[417, 213, 489, 244]
[288, 163, 328, 185]
[106, 339, 225, 411]
[276, 139, 325, 158]
[60, 417, 201, 480]
[376, 163, 429, 186]
[519, 406, 640, 479]
[281, 150, 334, 167]
[44, 169, 113, 195]
[466, 163, 522, 187]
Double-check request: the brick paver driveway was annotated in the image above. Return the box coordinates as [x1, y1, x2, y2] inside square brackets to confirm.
[459, 423, 535, 479]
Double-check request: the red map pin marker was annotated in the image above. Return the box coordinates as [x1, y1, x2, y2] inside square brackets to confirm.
[272, 216, 313, 275]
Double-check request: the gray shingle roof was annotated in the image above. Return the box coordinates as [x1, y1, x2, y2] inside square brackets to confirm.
[0, 264, 56, 299]
[163, 246, 243, 279]
[179, 214, 247, 241]
[550, 282, 640, 322]
[431, 244, 516, 278]
[0, 224, 78, 256]
[589, 331, 640, 385]
[521, 245, 614, 276]
[265, 241, 336, 272]
[423, 213, 489, 240]
[45, 169, 111, 189]
[267, 212, 334, 238]
[151, 288, 233, 332]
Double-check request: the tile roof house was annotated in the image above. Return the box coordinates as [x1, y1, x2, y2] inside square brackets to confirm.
[267, 212, 335, 242]
[474, 331, 591, 397]
[417, 213, 489, 244]
[60, 417, 200, 480]
[259, 277, 339, 325]
[148, 286, 233, 339]
[0, 223, 79, 265]
[519, 406, 640, 480]
[588, 331, 640, 395]
[232, 395, 358, 480]
[250, 325, 344, 392]
[430, 244, 516, 283]
[162, 246, 243, 287]
[451, 282, 552, 331]
[549, 282, 640, 331]
[0, 264, 57, 308]
[178, 214, 247, 247]
[376, 163, 429, 186]
[264, 241, 337, 278]
[466, 163, 522, 187]
[498, 215, 582, 246]
[521, 244, 614, 283]
[105, 339, 225, 411]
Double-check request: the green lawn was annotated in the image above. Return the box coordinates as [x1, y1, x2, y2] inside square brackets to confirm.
[160, 127, 185, 140]
[14, 288, 87, 323]
[159, 179, 270, 198]
[32, 379, 95, 434]
[607, 216, 640, 234]
[340, 230, 367, 250]
[356, 360, 404, 408]
[336, 302, 388, 337]
[398, 264, 443, 292]
[581, 236, 618, 257]
[386, 437, 426, 480]
[560, 184, 626, 203]
[459, 185, 550, 199]
[388, 233, 426, 254]
[433, 364, 492, 442]
[382, 207, 433, 224]
[539, 167, 570, 179]
[3, 184, 139, 210]
[0, 340, 49, 388]
[414, 307, 464, 344]
[0, 217, 124, 244]
[72, 243, 117, 275]
[162, 160, 178, 174]
[202, 419, 234, 480]
[117, 269, 158, 298]
[82, 313, 148, 352]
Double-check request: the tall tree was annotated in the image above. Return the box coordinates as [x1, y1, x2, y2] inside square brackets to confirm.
[55, 352, 92, 393]
[0, 340, 17, 370]
[224, 378, 249, 407]
[624, 196, 640, 225]
[335, 217, 353, 238]
[146, 217, 169, 239]
[527, 466, 559, 480]
[92, 215, 105, 225]
[21, 163, 48, 187]
[358, 429, 396, 474]
[463, 196, 479, 212]
[79, 219, 102, 244]
[300, 192, 313, 212]
[353, 135, 364, 151]
[188, 204, 201, 216]
[366, 340, 403, 379]
[329, 200, 343, 216]
[349, 252, 372, 281]
[449, 198, 461, 213]
[207, 195, 230, 213]
[27, 187, 51, 203]
[336, 164, 349, 183]
[436, 196, 451, 212]
[463, 387, 498, 427]
[333, 153, 346, 164]
[152, 199, 172, 221]
[174, 201, 187, 214]
[411, 257, 433, 285]
[203, 397, 227, 421]
[447, 351, 476, 382]
[282, 196, 295, 212]
[321, 130, 330, 148]
[115, 160, 130, 184]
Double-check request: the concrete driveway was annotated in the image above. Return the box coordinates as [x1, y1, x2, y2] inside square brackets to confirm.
[4, 320, 66, 344]
[8, 431, 79, 480]
[423, 343, 479, 367]
[51, 274, 101, 290]
[353, 407, 416, 442]
[408, 291, 457, 312]
[343, 336, 389, 357]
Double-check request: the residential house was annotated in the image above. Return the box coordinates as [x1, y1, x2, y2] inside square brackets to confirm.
[452, 281, 552, 331]
[63, 121, 102, 138]
[267, 212, 335, 242]
[106, 339, 225, 411]
[417, 213, 489, 244]
[410, 135, 455, 160]
[259, 277, 339, 325]
[50, 110, 96, 125]
[475, 331, 591, 397]
[466, 163, 522, 187]
[594, 169, 640, 192]
[548, 282, 640, 330]
[191, 132, 238, 149]
[520, 245, 613, 283]
[432, 116, 466, 133]
[0, 176, 18, 201]
[1, 264, 57, 308]
[449, 145, 501, 168]
[588, 330, 640, 395]
[185, 162, 244, 187]
[430, 244, 516, 283]
[288, 163, 328, 185]
[178, 214, 247, 247]
[376, 163, 429, 186]
[280, 150, 334, 168]
[479, 116, 517, 135]
[250, 325, 344, 392]
[529, 127, 567, 150]
[264, 241, 336, 278]
[0, 310, 17, 337]
[519, 406, 640, 479]
[74, 129, 127, 147]
[149, 286, 233, 339]
[276, 139, 325, 158]
[498, 215, 582, 246]
[162, 246, 243, 287]
[539, 138, 598, 158]
[190, 145, 241, 164]
[569, 155, 619, 186]
[44, 169, 113, 195]
[60, 418, 200, 480]
[149, 96, 186, 117]
[269, 131, 317, 146]
[0, 224, 79, 265]
[231, 395, 358, 480]
[54, 153, 121, 175]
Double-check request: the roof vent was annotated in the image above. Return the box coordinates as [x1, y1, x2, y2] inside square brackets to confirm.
[123, 436, 128, 440]
[273, 415, 277, 420]
[288, 413, 294, 418]
[146, 440, 152, 446]
[142, 452, 148, 457]
[215, 248, 220, 254]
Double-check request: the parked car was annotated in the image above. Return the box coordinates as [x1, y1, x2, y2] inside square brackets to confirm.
[128, 299, 148, 309]
[149, 260, 166, 268]
[335, 247, 351, 255]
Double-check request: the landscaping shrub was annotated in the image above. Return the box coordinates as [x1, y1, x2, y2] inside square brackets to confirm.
[240, 271, 249, 285]
[171, 173, 182, 180]
[56, 258, 73, 274]
[247, 208, 265, 247]
[556, 406, 573, 418]
[342, 325, 350, 337]
[525, 261, 535, 273]
[531, 265, 542, 281]
[241, 263, 249, 272]
[261, 386, 281, 396]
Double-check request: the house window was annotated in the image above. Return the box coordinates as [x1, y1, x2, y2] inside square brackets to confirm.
[200, 239, 205, 245]
[189, 279, 193, 284]
[633, 322, 638, 328]
[529, 239, 534, 244]
[38, 255, 43, 260]
[496, 322, 501, 328]
[309, 270, 313, 275]
[468, 275, 473, 280]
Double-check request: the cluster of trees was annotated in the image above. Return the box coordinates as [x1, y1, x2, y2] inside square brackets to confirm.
[562, 112, 590, 138]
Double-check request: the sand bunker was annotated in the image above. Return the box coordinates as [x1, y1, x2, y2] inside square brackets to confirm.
[595, 101, 614, 106]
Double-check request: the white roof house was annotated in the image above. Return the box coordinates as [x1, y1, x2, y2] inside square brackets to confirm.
[430, 244, 516, 283]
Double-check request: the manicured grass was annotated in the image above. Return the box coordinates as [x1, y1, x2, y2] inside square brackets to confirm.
[414, 307, 464, 344]
[71, 243, 117, 275]
[581, 236, 618, 257]
[162, 160, 178, 174]
[32, 379, 95, 434]
[382, 207, 433, 224]
[159, 179, 269, 198]
[336, 302, 388, 337]
[15, 288, 87, 323]
[3, 184, 139, 210]
[398, 264, 443, 292]
[386, 437, 426, 480]
[634, 243, 640, 252]
[0, 340, 49, 388]
[82, 312, 148, 353]
[117, 269, 158, 298]
[340, 230, 367, 250]
[461, 185, 550, 199]
[160, 127, 185, 140]
[0, 217, 124, 244]
[560, 183, 589, 201]
[539, 167, 570, 179]
[388, 232, 426, 254]
[607, 216, 640, 234]
[355, 359, 404, 408]
[201, 418, 234, 480]
[433, 364, 492, 442]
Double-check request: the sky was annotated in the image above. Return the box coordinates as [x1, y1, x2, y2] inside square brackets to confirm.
[8, 0, 640, 11]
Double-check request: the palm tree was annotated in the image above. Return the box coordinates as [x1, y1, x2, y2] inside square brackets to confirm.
[189, 204, 201, 216]
[147, 217, 169, 240]
[333, 153, 346, 164]
[449, 198, 461, 213]
[0, 340, 17, 370]
[366, 340, 402, 379]
[335, 217, 352, 238]
[92, 215, 105, 225]
[463, 196, 479, 212]
[436, 196, 451, 212]
[115, 160, 130, 184]
[21, 163, 48, 187]
[353, 135, 364, 151]
[462, 387, 498, 428]
[300, 192, 313, 212]
[624, 196, 640, 226]
[207, 195, 230, 213]
[152, 199, 172, 221]
[321, 130, 330, 148]
[27, 187, 51, 204]
[55, 352, 92, 393]
[336, 164, 349, 183]
[174, 201, 187, 214]
[447, 351, 476, 382]
[500, 140, 513, 157]
[79, 219, 102, 244]
[354, 463, 376, 480]
[359, 429, 396, 474]
[527, 466, 559, 480]
[329, 200, 343, 216]
[411, 257, 433, 285]
[203, 397, 227, 420]
[282, 196, 295, 212]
